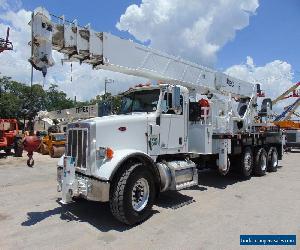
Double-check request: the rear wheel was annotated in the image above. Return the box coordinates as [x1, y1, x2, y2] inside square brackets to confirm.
[14, 138, 23, 157]
[40, 143, 49, 155]
[267, 147, 278, 172]
[110, 162, 156, 225]
[50, 146, 64, 158]
[5, 148, 11, 155]
[239, 147, 253, 178]
[254, 148, 267, 176]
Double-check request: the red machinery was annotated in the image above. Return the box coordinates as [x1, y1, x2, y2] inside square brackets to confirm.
[23, 135, 41, 167]
[0, 119, 23, 156]
[0, 27, 13, 53]
[198, 98, 210, 117]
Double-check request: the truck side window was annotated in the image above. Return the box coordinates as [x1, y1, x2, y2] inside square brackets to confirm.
[162, 93, 183, 115]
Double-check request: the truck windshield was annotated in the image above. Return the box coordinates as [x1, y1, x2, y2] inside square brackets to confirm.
[119, 89, 160, 114]
[53, 134, 66, 141]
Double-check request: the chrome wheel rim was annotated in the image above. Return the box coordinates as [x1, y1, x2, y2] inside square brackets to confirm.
[272, 151, 278, 168]
[244, 152, 252, 171]
[219, 158, 230, 175]
[261, 154, 267, 171]
[132, 178, 150, 212]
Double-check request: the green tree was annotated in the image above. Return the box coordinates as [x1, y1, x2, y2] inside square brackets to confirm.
[0, 76, 25, 118]
[0, 75, 124, 120]
[0, 76, 76, 119]
[89, 92, 122, 115]
[45, 84, 74, 111]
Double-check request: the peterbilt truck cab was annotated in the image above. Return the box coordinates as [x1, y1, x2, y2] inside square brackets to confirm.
[58, 84, 201, 224]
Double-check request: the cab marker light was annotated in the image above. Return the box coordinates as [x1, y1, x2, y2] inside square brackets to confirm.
[106, 147, 114, 159]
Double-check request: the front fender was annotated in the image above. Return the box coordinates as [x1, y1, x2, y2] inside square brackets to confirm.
[57, 154, 65, 167]
[57, 151, 156, 182]
[94, 149, 154, 181]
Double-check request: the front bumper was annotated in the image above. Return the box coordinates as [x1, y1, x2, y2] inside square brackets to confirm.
[57, 167, 110, 202]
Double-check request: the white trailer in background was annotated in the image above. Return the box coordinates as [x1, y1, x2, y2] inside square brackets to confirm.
[34, 104, 99, 132]
[29, 7, 283, 225]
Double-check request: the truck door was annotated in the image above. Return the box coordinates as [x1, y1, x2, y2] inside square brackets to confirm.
[160, 90, 187, 154]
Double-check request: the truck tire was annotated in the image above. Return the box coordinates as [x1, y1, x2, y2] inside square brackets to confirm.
[254, 148, 267, 176]
[267, 147, 278, 172]
[40, 143, 48, 155]
[218, 157, 231, 176]
[5, 149, 11, 155]
[50, 146, 64, 158]
[14, 138, 23, 157]
[110, 162, 156, 225]
[239, 147, 253, 178]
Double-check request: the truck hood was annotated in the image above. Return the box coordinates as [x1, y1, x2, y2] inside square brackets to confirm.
[88, 113, 156, 152]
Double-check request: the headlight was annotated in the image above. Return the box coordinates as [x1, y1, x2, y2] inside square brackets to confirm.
[96, 147, 114, 160]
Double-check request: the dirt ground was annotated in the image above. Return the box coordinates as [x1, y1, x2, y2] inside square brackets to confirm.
[0, 150, 299, 250]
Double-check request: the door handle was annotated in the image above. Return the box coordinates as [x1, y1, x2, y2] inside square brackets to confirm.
[179, 137, 182, 145]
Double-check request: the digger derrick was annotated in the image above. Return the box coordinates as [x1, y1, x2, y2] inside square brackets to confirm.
[29, 7, 255, 99]
[27, 7, 285, 226]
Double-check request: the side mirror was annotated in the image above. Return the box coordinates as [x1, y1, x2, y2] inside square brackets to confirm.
[261, 98, 272, 112]
[259, 98, 272, 117]
[172, 86, 181, 111]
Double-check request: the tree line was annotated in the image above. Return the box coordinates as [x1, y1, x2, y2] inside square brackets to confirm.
[0, 75, 121, 121]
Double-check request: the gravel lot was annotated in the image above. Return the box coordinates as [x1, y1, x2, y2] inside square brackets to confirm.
[0, 151, 299, 250]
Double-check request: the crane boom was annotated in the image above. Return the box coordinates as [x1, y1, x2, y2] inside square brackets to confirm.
[274, 97, 300, 121]
[29, 7, 255, 98]
[272, 82, 300, 105]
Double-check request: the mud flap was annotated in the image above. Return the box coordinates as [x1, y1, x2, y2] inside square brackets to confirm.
[61, 156, 76, 204]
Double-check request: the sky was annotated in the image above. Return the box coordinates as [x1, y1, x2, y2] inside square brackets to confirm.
[0, 0, 299, 112]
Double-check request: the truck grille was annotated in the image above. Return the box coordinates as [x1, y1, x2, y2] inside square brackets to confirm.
[67, 129, 88, 169]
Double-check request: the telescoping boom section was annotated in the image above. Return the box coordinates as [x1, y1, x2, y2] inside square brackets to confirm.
[29, 7, 255, 98]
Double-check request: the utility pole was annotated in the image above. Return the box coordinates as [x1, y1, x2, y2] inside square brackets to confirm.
[104, 77, 114, 99]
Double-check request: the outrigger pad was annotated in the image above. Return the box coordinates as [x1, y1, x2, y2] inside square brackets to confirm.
[61, 156, 76, 204]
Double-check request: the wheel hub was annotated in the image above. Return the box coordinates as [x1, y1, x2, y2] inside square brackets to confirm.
[261, 154, 267, 171]
[132, 178, 150, 212]
[272, 151, 278, 168]
[244, 153, 252, 171]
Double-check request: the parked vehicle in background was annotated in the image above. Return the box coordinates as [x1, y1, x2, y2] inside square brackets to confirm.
[272, 82, 300, 150]
[285, 129, 300, 151]
[36, 130, 48, 139]
[0, 119, 23, 156]
[39, 133, 66, 158]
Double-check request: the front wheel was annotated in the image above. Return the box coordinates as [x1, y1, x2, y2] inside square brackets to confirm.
[5, 148, 11, 155]
[50, 146, 64, 158]
[40, 143, 49, 155]
[218, 157, 231, 176]
[14, 137, 23, 157]
[110, 163, 156, 225]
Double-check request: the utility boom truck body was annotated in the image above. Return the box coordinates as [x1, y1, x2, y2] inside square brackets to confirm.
[30, 7, 283, 225]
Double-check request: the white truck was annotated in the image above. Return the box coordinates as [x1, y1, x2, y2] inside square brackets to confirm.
[29, 7, 283, 225]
